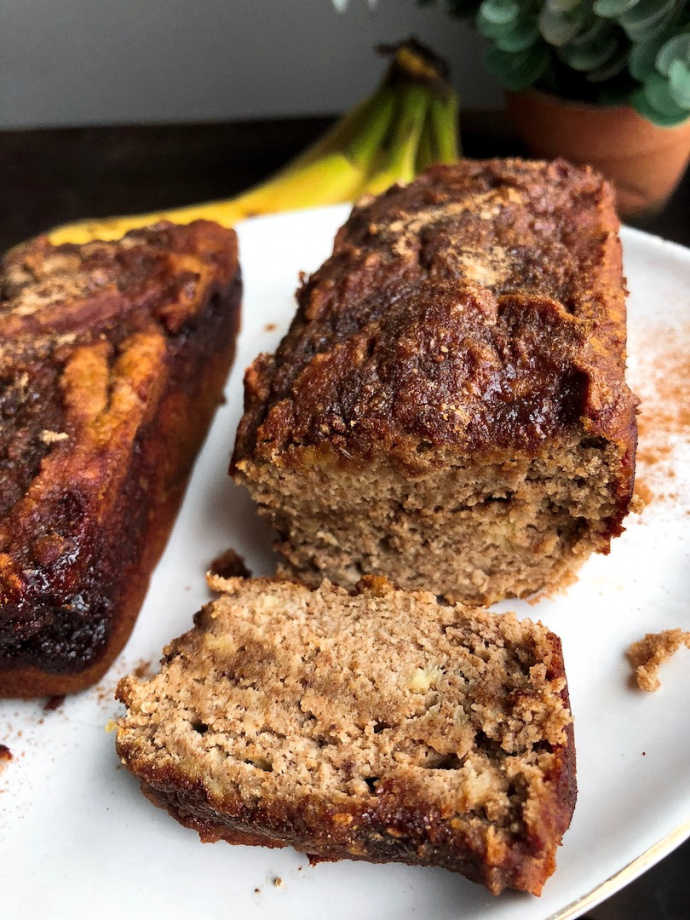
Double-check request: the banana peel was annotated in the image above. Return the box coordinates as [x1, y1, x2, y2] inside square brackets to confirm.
[48, 39, 461, 246]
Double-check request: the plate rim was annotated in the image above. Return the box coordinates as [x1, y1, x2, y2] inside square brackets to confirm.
[546, 819, 690, 920]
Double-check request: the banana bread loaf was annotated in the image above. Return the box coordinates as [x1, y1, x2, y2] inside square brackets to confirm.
[0, 221, 241, 697]
[116, 575, 576, 896]
[232, 159, 637, 604]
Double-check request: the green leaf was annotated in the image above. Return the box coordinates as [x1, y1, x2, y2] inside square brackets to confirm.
[669, 59, 690, 109]
[632, 87, 689, 125]
[629, 33, 673, 81]
[559, 35, 620, 70]
[656, 33, 690, 77]
[619, 0, 675, 33]
[624, 5, 677, 43]
[495, 18, 541, 52]
[538, 7, 583, 45]
[593, 0, 639, 18]
[479, 0, 520, 26]
[644, 71, 689, 117]
[484, 44, 550, 90]
[476, 9, 514, 38]
[569, 18, 615, 45]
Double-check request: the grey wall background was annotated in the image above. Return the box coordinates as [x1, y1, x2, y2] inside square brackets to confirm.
[0, 0, 501, 129]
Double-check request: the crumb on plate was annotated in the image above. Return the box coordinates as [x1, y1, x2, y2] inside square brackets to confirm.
[627, 629, 690, 692]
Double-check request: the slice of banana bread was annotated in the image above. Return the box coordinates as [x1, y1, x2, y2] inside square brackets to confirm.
[0, 221, 241, 697]
[116, 576, 576, 895]
[232, 158, 637, 604]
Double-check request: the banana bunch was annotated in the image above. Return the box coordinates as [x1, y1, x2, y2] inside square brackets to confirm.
[48, 40, 460, 246]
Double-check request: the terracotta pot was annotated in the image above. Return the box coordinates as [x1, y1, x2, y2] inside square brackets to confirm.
[506, 90, 690, 220]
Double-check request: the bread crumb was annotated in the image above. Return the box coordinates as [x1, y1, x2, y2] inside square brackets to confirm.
[43, 694, 65, 712]
[40, 429, 69, 444]
[627, 629, 690, 691]
[629, 491, 647, 514]
[273, 877, 283, 888]
[0, 744, 12, 762]
[208, 548, 251, 581]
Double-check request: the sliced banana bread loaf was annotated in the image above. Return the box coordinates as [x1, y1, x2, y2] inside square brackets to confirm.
[116, 575, 576, 895]
[232, 158, 637, 604]
[0, 221, 241, 696]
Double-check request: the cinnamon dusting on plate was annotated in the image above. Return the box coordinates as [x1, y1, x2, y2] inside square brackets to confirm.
[133, 660, 153, 680]
[630, 322, 690, 506]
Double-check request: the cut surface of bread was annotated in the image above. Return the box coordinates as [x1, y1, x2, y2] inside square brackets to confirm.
[0, 221, 241, 696]
[116, 576, 576, 895]
[232, 158, 637, 604]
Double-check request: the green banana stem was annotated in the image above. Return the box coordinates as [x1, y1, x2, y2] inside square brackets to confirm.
[343, 87, 397, 170]
[389, 84, 430, 180]
[428, 93, 462, 163]
[359, 83, 430, 195]
[415, 122, 436, 173]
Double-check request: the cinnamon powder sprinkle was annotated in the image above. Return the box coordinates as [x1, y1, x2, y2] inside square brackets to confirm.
[629, 322, 690, 506]
[627, 629, 690, 692]
[133, 660, 153, 680]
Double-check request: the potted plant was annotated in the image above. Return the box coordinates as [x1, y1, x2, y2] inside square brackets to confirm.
[425, 0, 690, 217]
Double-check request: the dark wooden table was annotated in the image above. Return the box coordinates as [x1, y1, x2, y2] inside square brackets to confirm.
[1, 114, 688, 918]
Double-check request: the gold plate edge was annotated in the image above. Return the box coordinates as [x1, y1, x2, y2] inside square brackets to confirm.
[545, 819, 690, 920]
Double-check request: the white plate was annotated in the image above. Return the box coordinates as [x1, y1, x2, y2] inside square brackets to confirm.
[2, 207, 689, 920]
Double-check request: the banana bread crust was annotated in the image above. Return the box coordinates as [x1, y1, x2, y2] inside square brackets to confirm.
[0, 221, 241, 697]
[116, 576, 576, 896]
[235, 158, 634, 467]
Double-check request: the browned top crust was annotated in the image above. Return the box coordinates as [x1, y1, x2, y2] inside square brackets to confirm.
[233, 159, 637, 474]
[0, 221, 239, 675]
